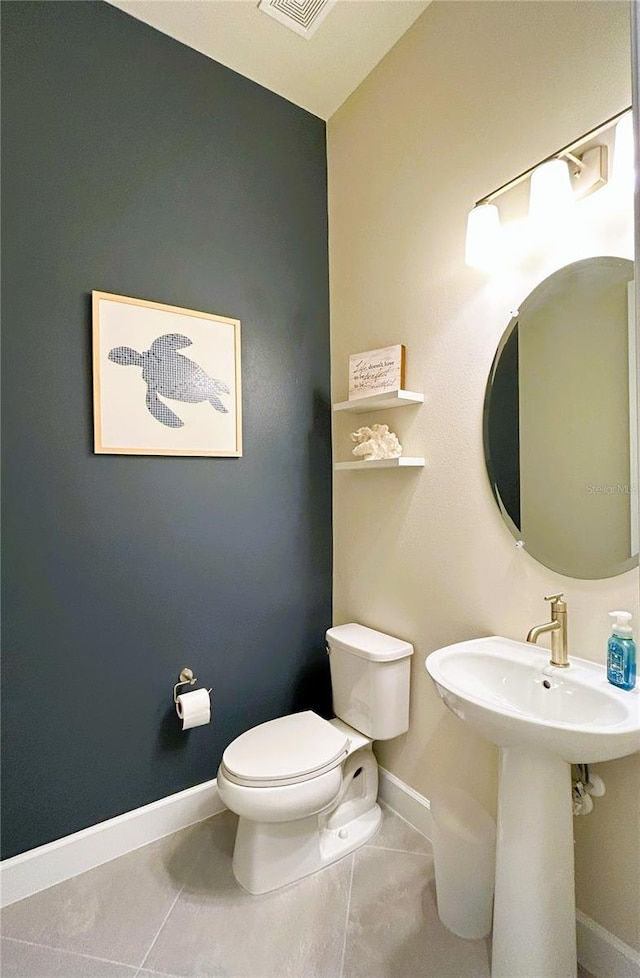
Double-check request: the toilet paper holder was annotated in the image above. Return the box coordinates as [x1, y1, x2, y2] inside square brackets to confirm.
[173, 667, 211, 703]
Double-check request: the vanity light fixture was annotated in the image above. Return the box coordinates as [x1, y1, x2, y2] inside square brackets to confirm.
[465, 105, 631, 268]
[529, 157, 573, 224]
[464, 202, 503, 271]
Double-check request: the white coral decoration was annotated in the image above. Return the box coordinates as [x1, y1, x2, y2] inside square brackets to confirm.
[350, 424, 403, 461]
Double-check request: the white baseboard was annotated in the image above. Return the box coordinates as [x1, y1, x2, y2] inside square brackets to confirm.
[377, 766, 433, 840]
[378, 768, 639, 978]
[576, 910, 640, 978]
[0, 779, 224, 908]
[2, 768, 638, 978]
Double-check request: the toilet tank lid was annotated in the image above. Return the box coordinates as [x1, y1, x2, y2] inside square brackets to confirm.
[326, 623, 414, 661]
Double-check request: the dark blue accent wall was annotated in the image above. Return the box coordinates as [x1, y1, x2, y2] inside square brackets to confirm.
[1, 0, 332, 859]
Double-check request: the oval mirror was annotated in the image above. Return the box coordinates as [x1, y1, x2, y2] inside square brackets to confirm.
[484, 256, 637, 580]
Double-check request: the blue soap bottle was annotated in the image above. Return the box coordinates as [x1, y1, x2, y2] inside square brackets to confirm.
[607, 611, 636, 691]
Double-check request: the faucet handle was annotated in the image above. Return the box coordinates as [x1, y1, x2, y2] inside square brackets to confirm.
[545, 592, 566, 610]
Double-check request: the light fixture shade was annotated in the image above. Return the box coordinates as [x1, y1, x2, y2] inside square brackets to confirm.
[529, 158, 573, 223]
[465, 203, 503, 271]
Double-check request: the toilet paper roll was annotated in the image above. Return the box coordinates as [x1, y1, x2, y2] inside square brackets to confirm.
[176, 688, 211, 730]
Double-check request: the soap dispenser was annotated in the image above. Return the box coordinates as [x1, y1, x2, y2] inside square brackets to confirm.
[607, 611, 637, 691]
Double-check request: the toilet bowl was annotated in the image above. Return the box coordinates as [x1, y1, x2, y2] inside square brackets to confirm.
[218, 713, 380, 893]
[217, 623, 413, 894]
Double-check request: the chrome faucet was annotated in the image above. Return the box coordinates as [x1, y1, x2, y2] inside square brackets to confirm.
[526, 593, 569, 668]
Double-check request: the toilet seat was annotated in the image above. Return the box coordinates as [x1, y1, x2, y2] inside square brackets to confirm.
[221, 711, 350, 788]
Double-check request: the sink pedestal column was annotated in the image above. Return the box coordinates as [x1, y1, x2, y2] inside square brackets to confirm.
[492, 746, 577, 978]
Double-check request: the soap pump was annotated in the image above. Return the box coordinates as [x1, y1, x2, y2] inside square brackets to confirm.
[607, 611, 637, 691]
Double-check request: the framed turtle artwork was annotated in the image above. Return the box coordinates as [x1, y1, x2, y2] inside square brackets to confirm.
[92, 292, 242, 457]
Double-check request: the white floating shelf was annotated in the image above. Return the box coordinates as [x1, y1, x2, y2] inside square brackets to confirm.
[333, 390, 424, 414]
[334, 457, 425, 471]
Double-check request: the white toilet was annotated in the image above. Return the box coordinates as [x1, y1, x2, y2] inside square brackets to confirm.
[217, 622, 413, 894]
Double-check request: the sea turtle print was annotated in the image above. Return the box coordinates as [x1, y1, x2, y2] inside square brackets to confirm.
[108, 333, 230, 428]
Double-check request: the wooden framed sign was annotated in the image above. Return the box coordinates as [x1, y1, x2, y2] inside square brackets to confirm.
[348, 344, 406, 400]
[93, 291, 242, 456]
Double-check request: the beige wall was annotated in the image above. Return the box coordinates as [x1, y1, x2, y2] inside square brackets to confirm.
[328, 0, 639, 953]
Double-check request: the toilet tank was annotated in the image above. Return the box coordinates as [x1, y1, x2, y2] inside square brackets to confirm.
[326, 623, 413, 740]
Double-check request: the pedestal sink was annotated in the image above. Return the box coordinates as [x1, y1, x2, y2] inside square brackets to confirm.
[425, 636, 640, 978]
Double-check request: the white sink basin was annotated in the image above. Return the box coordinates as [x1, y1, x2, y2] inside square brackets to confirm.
[425, 636, 640, 763]
[425, 635, 640, 978]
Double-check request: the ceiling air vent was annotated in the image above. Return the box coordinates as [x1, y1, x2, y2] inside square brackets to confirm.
[257, 0, 337, 38]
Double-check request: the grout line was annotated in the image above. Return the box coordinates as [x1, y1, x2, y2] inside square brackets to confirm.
[135, 821, 212, 976]
[134, 968, 184, 978]
[135, 968, 186, 978]
[338, 853, 355, 978]
[365, 843, 431, 856]
[362, 836, 433, 856]
[135, 884, 185, 976]
[378, 800, 431, 841]
[0, 935, 139, 971]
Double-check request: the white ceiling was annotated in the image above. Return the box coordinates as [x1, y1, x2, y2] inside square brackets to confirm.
[108, 0, 431, 119]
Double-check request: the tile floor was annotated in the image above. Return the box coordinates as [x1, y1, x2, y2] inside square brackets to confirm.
[1, 804, 593, 978]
